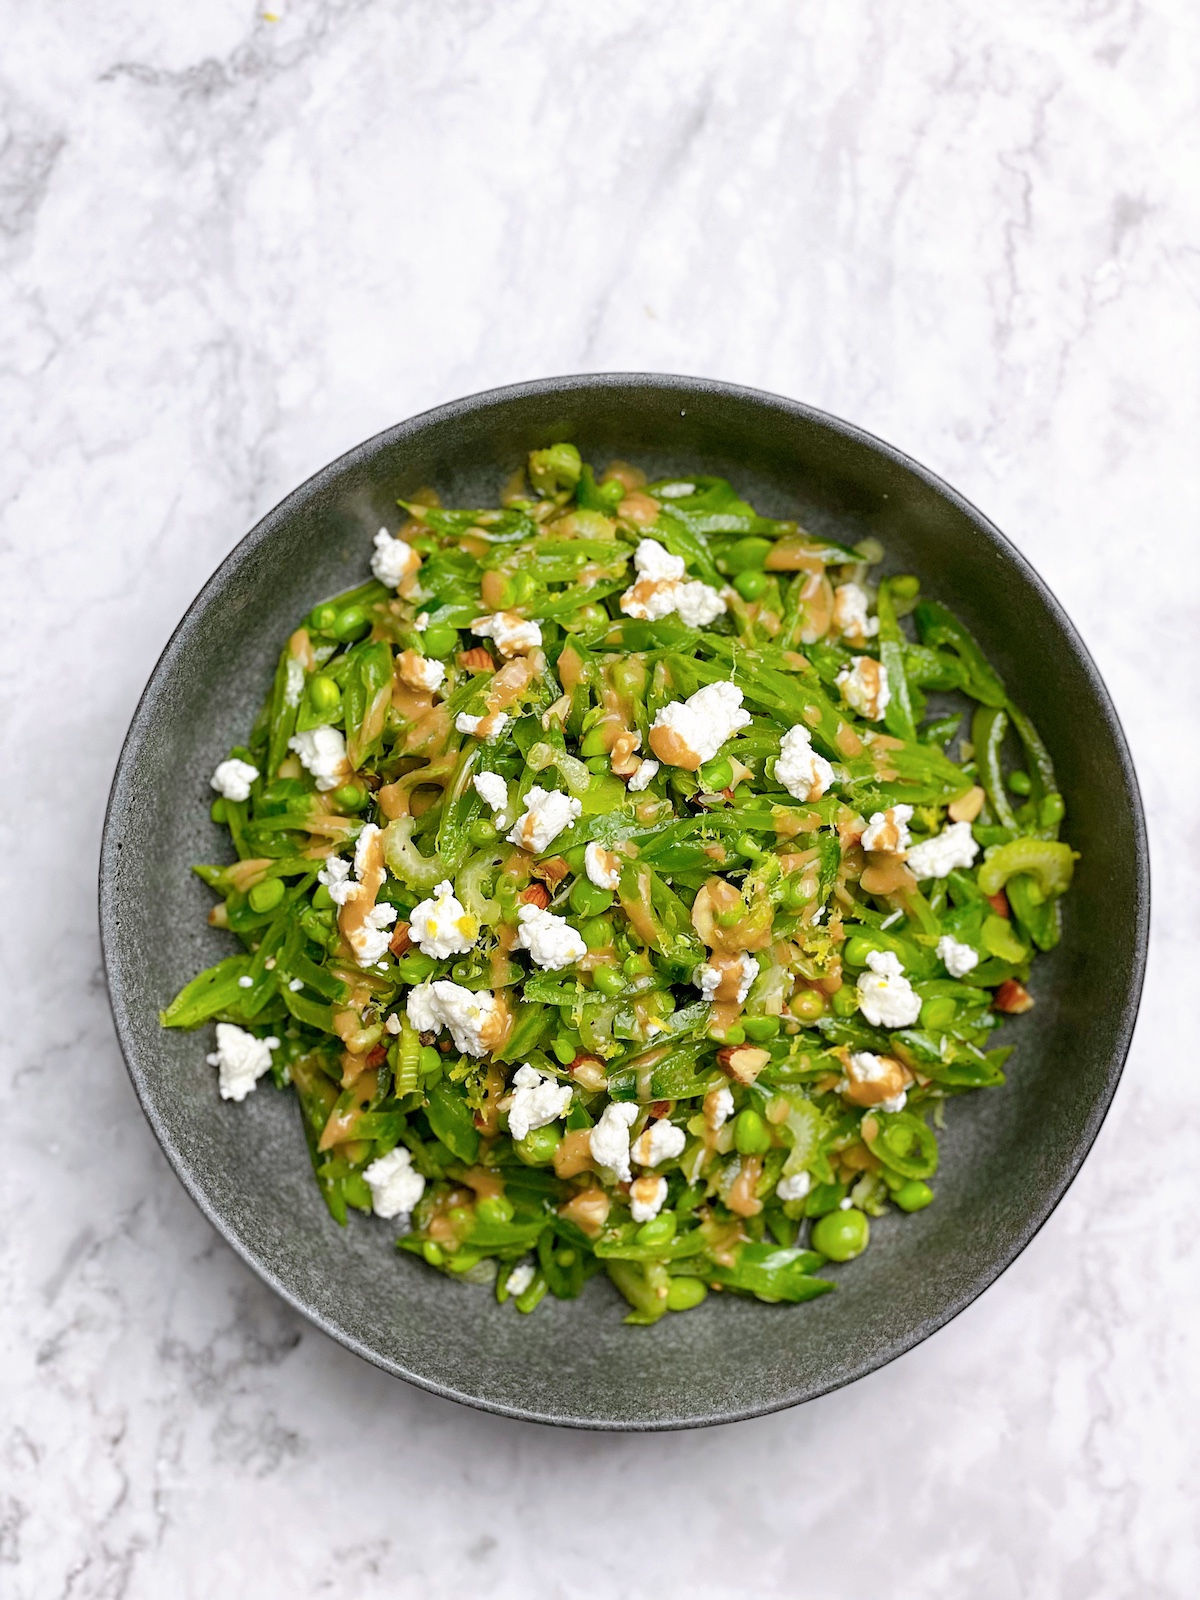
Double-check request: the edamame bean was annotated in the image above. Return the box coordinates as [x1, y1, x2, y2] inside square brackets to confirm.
[789, 988, 826, 1022]
[893, 1180, 934, 1212]
[666, 1277, 708, 1311]
[582, 918, 615, 954]
[811, 1208, 870, 1261]
[635, 1212, 677, 1247]
[332, 605, 369, 642]
[890, 574, 920, 600]
[468, 819, 498, 846]
[476, 1194, 514, 1225]
[1040, 792, 1066, 828]
[1007, 769, 1032, 796]
[515, 1124, 562, 1165]
[831, 986, 859, 1017]
[419, 1046, 441, 1075]
[592, 963, 624, 995]
[742, 1015, 780, 1042]
[725, 536, 772, 572]
[310, 673, 341, 713]
[248, 876, 285, 914]
[734, 1108, 771, 1155]
[734, 569, 769, 601]
[698, 756, 734, 791]
[331, 783, 368, 812]
[570, 877, 613, 918]
[421, 623, 458, 658]
[308, 602, 339, 633]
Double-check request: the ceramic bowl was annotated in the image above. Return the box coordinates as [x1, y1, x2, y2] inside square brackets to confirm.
[100, 375, 1148, 1429]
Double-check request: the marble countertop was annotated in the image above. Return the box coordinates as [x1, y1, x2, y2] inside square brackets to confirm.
[2, 2, 1196, 1595]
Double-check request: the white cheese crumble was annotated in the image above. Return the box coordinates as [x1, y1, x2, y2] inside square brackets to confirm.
[905, 821, 980, 880]
[693, 951, 757, 1005]
[836, 656, 891, 721]
[832, 582, 880, 643]
[347, 903, 397, 968]
[288, 725, 352, 791]
[708, 1086, 735, 1129]
[206, 1023, 278, 1102]
[776, 1170, 812, 1202]
[655, 482, 695, 499]
[633, 537, 685, 583]
[470, 611, 543, 657]
[508, 786, 583, 853]
[505, 1063, 573, 1142]
[505, 1260, 536, 1297]
[861, 804, 914, 855]
[937, 934, 980, 977]
[619, 538, 726, 626]
[588, 1101, 639, 1182]
[629, 1174, 669, 1223]
[673, 581, 727, 627]
[472, 771, 509, 813]
[455, 711, 509, 741]
[516, 903, 587, 970]
[627, 758, 660, 791]
[406, 980, 505, 1058]
[209, 757, 260, 802]
[362, 1146, 426, 1221]
[409, 880, 478, 959]
[284, 655, 306, 709]
[696, 963, 721, 1003]
[584, 842, 621, 892]
[396, 649, 445, 693]
[856, 950, 922, 1028]
[650, 680, 751, 767]
[630, 1119, 686, 1168]
[371, 527, 421, 589]
[775, 725, 835, 802]
[237, 975, 253, 988]
[318, 854, 354, 905]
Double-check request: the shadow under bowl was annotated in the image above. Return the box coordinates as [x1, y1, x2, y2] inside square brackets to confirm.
[100, 374, 1148, 1430]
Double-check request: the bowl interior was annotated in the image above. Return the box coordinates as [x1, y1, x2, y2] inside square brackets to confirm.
[101, 376, 1147, 1429]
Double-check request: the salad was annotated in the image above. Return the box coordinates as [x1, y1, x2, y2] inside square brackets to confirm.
[163, 445, 1076, 1324]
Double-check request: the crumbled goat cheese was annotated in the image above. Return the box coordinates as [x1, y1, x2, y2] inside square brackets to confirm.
[877, 1089, 908, 1113]
[353, 821, 382, 877]
[650, 680, 751, 767]
[347, 903, 397, 968]
[656, 482, 695, 498]
[414, 612, 430, 630]
[284, 655, 306, 708]
[629, 1175, 669, 1223]
[836, 656, 891, 721]
[508, 786, 583, 854]
[237, 975, 253, 988]
[455, 711, 509, 740]
[288, 725, 351, 791]
[318, 854, 354, 905]
[776, 1170, 812, 1202]
[734, 952, 758, 1003]
[627, 758, 660, 791]
[832, 582, 880, 643]
[384, 1012, 402, 1034]
[585, 842, 622, 892]
[505, 1063, 573, 1142]
[630, 1119, 686, 1168]
[409, 880, 478, 960]
[406, 980, 505, 1058]
[589, 1101, 639, 1182]
[206, 1023, 278, 1102]
[210, 757, 260, 802]
[633, 537, 685, 583]
[619, 538, 726, 626]
[505, 1260, 536, 1297]
[856, 950, 922, 1028]
[288, 977, 304, 992]
[862, 804, 914, 855]
[473, 771, 509, 813]
[516, 903, 587, 970]
[673, 581, 727, 627]
[904, 821, 980, 880]
[370, 528, 420, 589]
[362, 1146, 426, 1221]
[696, 963, 721, 1003]
[396, 649, 445, 693]
[470, 611, 543, 657]
[709, 1086, 735, 1129]
[937, 934, 980, 977]
[775, 725, 835, 802]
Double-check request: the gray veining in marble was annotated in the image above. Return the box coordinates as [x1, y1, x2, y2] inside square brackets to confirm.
[1, 2, 1197, 1595]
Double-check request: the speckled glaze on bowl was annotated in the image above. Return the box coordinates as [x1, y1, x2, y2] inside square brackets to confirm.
[100, 375, 1148, 1430]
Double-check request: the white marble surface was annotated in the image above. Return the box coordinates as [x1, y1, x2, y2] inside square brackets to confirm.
[2, 2, 1197, 1594]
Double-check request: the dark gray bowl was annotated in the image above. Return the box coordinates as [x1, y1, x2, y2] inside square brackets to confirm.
[100, 375, 1148, 1430]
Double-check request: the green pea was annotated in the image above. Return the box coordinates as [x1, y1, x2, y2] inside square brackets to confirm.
[1007, 769, 1032, 796]
[468, 819, 498, 846]
[582, 918, 615, 954]
[421, 623, 458, 658]
[734, 1108, 771, 1155]
[476, 1194, 514, 1225]
[419, 1046, 442, 1075]
[592, 963, 625, 995]
[742, 1015, 780, 1042]
[248, 876, 285, 914]
[720, 1023, 746, 1044]
[312, 883, 334, 910]
[331, 783, 368, 812]
[920, 995, 957, 1030]
[725, 536, 772, 573]
[585, 755, 610, 774]
[734, 569, 769, 602]
[1040, 792, 1066, 828]
[580, 726, 610, 757]
[842, 935, 875, 969]
[666, 1276, 708, 1312]
[515, 1124, 562, 1165]
[310, 673, 341, 713]
[811, 1207, 870, 1261]
[790, 988, 826, 1022]
[422, 1240, 445, 1266]
[332, 605, 369, 642]
[698, 756, 734, 791]
[890, 574, 920, 600]
[831, 985, 859, 1018]
[555, 1248, 577, 1268]
[570, 877, 613, 918]
[623, 952, 653, 978]
[635, 1212, 677, 1247]
[552, 1034, 578, 1065]
[893, 1180, 934, 1212]
[210, 798, 227, 824]
[610, 657, 647, 697]
[308, 602, 339, 633]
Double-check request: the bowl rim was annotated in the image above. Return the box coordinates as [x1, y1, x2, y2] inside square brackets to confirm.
[99, 372, 1150, 1430]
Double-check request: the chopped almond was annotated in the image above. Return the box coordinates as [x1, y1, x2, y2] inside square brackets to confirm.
[457, 647, 494, 672]
[993, 979, 1034, 1014]
[987, 890, 1011, 919]
[388, 921, 412, 958]
[948, 785, 986, 823]
[716, 1045, 771, 1084]
[519, 882, 551, 909]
